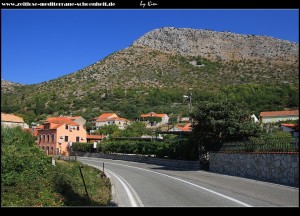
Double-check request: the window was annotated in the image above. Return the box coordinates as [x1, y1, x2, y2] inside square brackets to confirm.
[47, 135, 50, 142]
[65, 136, 68, 142]
[76, 137, 80, 142]
[65, 125, 68, 130]
[77, 126, 79, 130]
[51, 134, 55, 142]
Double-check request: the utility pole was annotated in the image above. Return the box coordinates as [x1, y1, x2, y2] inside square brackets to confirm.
[188, 88, 192, 113]
[183, 88, 193, 124]
[183, 88, 193, 114]
[105, 84, 109, 100]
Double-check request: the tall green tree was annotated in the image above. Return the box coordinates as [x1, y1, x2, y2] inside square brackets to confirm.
[191, 100, 262, 152]
[94, 124, 120, 136]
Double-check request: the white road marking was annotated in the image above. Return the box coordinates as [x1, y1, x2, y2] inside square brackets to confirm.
[80, 157, 253, 207]
[82, 162, 143, 207]
[105, 169, 139, 207]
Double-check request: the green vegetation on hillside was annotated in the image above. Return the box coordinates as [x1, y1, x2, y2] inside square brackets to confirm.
[1, 83, 298, 127]
[1, 127, 111, 207]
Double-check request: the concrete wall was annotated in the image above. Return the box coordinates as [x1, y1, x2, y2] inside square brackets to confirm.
[75, 152, 200, 170]
[210, 152, 299, 187]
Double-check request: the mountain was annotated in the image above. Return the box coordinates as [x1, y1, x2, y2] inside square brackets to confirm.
[1, 80, 24, 93]
[1, 27, 299, 123]
[133, 27, 298, 63]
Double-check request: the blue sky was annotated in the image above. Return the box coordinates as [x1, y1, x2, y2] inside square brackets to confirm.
[2, 9, 299, 84]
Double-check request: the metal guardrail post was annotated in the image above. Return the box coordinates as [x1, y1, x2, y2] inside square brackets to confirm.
[79, 165, 90, 200]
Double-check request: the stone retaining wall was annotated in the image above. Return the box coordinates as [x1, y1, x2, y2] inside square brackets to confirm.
[75, 152, 200, 170]
[210, 152, 299, 187]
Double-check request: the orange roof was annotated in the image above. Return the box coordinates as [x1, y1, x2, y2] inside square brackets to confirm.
[96, 113, 118, 122]
[44, 117, 79, 129]
[260, 110, 299, 117]
[281, 123, 299, 130]
[176, 123, 192, 132]
[86, 134, 105, 139]
[108, 117, 130, 122]
[32, 125, 44, 136]
[1, 113, 24, 123]
[97, 113, 116, 118]
[140, 112, 167, 118]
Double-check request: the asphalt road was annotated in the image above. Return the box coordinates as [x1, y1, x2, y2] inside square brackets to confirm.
[78, 157, 299, 207]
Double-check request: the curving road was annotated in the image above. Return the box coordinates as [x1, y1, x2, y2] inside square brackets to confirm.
[78, 157, 298, 207]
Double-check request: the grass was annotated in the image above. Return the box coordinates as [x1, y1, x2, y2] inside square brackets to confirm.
[1, 127, 111, 207]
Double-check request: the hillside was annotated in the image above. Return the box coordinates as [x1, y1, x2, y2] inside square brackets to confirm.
[1, 27, 299, 124]
[1, 80, 24, 93]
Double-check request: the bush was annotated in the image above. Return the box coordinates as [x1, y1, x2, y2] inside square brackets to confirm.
[85, 138, 198, 160]
[1, 127, 111, 206]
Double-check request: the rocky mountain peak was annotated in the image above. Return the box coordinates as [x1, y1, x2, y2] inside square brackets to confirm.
[132, 27, 298, 64]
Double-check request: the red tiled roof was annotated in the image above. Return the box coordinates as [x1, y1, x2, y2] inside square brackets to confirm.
[176, 123, 192, 132]
[260, 110, 299, 117]
[96, 113, 117, 122]
[33, 125, 44, 136]
[44, 117, 79, 129]
[108, 117, 130, 122]
[140, 112, 167, 118]
[1, 113, 24, 123]
[86, 134, 105, 139]
[281, 123, 299, 130]
[97, 113, 116, 118]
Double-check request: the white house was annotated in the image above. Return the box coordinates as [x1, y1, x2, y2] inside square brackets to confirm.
[1, 113, 27, 129]
[260, 110, 299, 124]
[93, 113, 130, 130]
[250, 114, 259, 123]
[140, 112, 169, 127]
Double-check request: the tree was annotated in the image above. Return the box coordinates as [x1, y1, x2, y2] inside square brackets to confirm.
[94, 124, 120, 136]
[118, 122, 150, 137]
[191, 100, 262, 152]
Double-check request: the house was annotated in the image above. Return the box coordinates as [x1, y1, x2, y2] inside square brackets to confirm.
[280, 123, 299, 149]
[250, 114, 259, 123]
[1, 113, 28, 129]
[179, 117, 190, 123]
[32, 125, 44, 137]
[68, 116, 86, 129]
[86, 134, 105, 143]
[140, 112, 169, 127]
[92, 113, 130, 131]
[260, 110, 299, 124]
[37, 117, 87, 156]
[170, 123, 192, 132]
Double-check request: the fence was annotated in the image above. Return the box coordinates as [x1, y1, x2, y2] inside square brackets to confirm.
[214, 137, 298, 153]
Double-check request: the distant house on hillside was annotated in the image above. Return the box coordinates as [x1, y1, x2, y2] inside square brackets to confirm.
[250, 114, 259, 123]
[140, 112, 169, 127]
[68, 116, 86, 129]
[170, 123, 192, 132]
[1, 113, 28, 129]
[86, 134, 105, 143]
[259, 110, 299, 124]
[92, 113, 130, 131]
[37, 117, 87, 156]
[280, 123, 299, 149]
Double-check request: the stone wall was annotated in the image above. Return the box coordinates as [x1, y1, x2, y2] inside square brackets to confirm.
[210, 152, 299, 187]
[75, 152, 200, 170]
